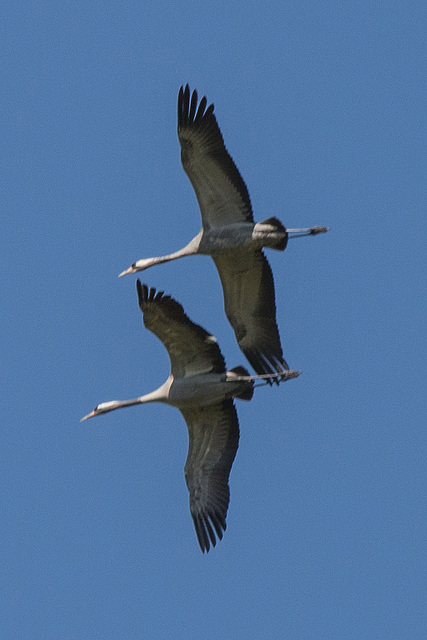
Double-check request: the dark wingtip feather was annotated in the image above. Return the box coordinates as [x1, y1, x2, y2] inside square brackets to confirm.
[243, 348, 290, 386]
[195, 96, 207, 121]
[193, 514, 212, 554]
[136, 279, 147, 310]
[178, 85, 214, 130]
[193, 510, 227, 554]
[209, 509, 226, 539]
[189, 88, 198, 121]
[178, 85, 190, 128]
[137, 281, 168, 310]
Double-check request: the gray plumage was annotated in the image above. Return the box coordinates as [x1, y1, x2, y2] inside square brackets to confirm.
[82, 281, 301, 552]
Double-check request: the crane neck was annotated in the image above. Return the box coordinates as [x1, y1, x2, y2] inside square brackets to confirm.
[80, 378, 173, 421]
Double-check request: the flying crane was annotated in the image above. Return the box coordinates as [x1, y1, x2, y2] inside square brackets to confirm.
[119, 86, 328, 380]
[82, 281, 300, 552]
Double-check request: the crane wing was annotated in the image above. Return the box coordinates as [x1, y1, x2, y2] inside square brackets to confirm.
[178, 84, 253, 228]
[181, 399, 240, 553]
[137, 281, 226, 379]
[212, 249, 288, 378]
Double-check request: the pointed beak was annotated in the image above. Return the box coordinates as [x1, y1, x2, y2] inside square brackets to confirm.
[80, 410, 96, 422]
[118, 265, 135, 278]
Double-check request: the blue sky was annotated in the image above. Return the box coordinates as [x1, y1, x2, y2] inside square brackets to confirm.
[2, 2, 425, 638]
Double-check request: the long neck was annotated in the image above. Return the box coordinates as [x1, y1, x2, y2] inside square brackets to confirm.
[114, 387, 167, 409]
[116, 378, 172, 408]
[137, 232, 202, 269]
[82, 378, 172, 421]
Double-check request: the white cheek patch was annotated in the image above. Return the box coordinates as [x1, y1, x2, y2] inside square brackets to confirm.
[97, 401, 120, 411]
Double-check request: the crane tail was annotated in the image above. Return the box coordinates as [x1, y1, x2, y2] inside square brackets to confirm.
[227, 366, 254, 400]
[259, 217, 288, 250]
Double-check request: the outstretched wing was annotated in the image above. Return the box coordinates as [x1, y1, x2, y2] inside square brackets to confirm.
[212, 249, 288, 378]
[181, 399, 240, 553]
[178, 84, 253, 228]
[137, 281, 226, 379]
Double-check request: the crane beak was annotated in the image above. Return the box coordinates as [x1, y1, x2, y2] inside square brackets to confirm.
[118, 265, 135, 278]
[80, 410, 96, 422]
